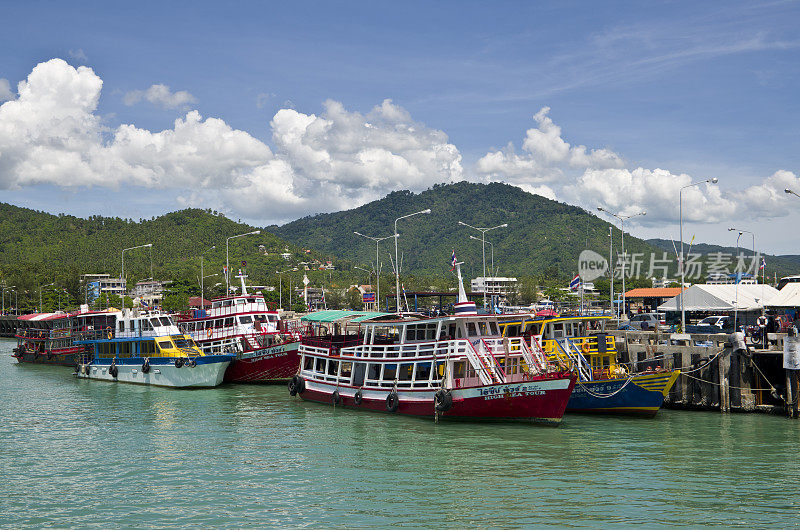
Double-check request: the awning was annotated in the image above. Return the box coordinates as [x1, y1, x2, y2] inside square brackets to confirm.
[767, 283, 800, 308]
[658, 283, 779, 312]
[300, 310, 391, 323]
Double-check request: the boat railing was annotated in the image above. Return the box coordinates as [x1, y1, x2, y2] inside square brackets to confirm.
[554, 338, 592, 381]
[15, 327, 60, 341]
[177, 300, 277, 321]
[73, 328, 178, 342]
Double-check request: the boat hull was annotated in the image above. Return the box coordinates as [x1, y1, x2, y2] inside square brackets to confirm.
[75, 355, 233, 388]
[297, 376, 576, 424]
[224, 341, 300, 383]
[12, 346, 84, 367]
[566, 370, 680, 417]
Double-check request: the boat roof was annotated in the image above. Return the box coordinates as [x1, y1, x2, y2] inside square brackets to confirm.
[300, 310, 392, 323]
[17, 312, 70, 321]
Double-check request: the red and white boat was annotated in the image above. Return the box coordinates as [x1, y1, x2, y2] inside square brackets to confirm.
[176, 275, 304, 383]
[289, 264, 575, 424]
[13, 312, 85, 365]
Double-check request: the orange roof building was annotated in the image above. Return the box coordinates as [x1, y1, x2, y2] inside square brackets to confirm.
[624, 287, 684, 299]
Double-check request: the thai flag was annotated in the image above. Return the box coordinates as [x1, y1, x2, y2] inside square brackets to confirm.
[569, 274, 581, 291]
[450, 250, 457, 271]
[402, 284, 407, 296]
[760, 257, 766, 270]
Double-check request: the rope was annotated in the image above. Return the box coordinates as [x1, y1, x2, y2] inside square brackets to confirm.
[680, 372, 776, 392]
[575, 374, 635, 399]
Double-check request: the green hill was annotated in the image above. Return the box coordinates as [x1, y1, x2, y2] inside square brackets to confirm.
[270, 181, 659, 280]
[0, 204, 320, 312]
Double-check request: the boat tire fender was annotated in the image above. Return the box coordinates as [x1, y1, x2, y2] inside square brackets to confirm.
[386, 392, 399, 413]
[434, 389, 453, 412]
[141, 359, 150, 374]
[353, 389, 363, 405]
[187, 359, 197, 368]
[332, 389, 341, 405]
[109, 364, 118, 378]
[174, 358, 185, 368]
[288, 375, 305, 396]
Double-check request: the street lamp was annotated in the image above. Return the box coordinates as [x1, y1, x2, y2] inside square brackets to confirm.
[354, 231, 395, 311]
[2, 285, 15, 315]
[728, 228, 755, 277]
[200, 245, 216, 305]
[597, 208, 646, 320]
[786, 188, 800, 199]
[459, 221, 508, 308]
[122, 243, 153, 295]
[226, 231, 260, 293]
[679, 177, 719, 331]
[395, 209, 431, 313]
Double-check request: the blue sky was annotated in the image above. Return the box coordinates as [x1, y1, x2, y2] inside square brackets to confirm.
[1, 0, 799, 254]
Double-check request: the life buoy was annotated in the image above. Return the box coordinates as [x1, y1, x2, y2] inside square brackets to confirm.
[581, 342, 590, 355]
[331, 389, 341, 405]
[174, 358, 185, 368]
[206, 328, 212, 339]
[386, 391, 399, 413]
[353, 389, 363, 405]
[434, 389, 453, 412]
[106, 327, 113, 340]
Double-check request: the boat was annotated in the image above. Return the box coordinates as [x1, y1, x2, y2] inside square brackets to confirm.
[498, 314, 679, 416]
[289, 263, 576, 424]
[12, 312, 85, 366]
[73, 309, 233, 388]
[175, 272, 304, 383]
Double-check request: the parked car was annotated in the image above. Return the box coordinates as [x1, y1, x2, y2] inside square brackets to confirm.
[626, 312, 668, 331]
[686, 315, 733, 334]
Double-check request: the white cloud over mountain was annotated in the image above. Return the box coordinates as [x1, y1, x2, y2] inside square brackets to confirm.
[0, 58, 796, 225]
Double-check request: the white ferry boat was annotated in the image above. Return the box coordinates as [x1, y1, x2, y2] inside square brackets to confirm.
[74, 309, 233, 388]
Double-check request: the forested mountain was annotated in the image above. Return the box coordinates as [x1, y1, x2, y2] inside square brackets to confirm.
[0, 204, 323, 311]
[270, 181, 658, 279]
[646, 238, 800, 279]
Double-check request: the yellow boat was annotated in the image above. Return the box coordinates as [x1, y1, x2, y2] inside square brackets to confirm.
[498, 314, 678, 416]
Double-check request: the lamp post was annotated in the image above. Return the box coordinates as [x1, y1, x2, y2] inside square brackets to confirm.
[226, 231, 260, 293]
[354, 266, 373, 285]
[39, 282, 54, 313]
[786, 188, 800, 199]
[354, 231, 395, 310]
[597, 208, 646, 320]
[277, 269, 293, 311]
[459, 221, 508, 308]
[2, 285, 14, 315]
[679, 178, 719, 331]
[122, 243, 153, 296]
[395, 209, 431, 314]
[608, 226, 614, 317]
[200, 245, 216, 304]
[469, 236, 495, 275]
[728, 228, 755, 279]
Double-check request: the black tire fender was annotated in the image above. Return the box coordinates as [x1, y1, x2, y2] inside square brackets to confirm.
[332, 389, 341, 405]
[434, 389, 453, 412]
[353, 389, 363, 405]
[174, 358, 185, 368]
[386, 391, 399, 413]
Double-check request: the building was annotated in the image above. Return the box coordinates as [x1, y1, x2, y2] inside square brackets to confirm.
[81, 274, 125, 303]
[470, 277, 518, 296]
[624, 287, 685, 312]
[130, 280, 171, 307]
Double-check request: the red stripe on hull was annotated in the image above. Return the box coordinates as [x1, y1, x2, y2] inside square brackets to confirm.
[223, 343, 300, 383]
[297, 377, 575, 424]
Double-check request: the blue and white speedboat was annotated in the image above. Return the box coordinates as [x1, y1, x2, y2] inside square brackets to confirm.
[74, 309, 234, 388]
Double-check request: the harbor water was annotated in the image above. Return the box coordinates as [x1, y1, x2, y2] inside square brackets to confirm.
[1, 338, 799, 528]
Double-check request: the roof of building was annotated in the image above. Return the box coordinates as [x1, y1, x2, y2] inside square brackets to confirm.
[624, 287, 684, 298]
[658, 283, 779, 312]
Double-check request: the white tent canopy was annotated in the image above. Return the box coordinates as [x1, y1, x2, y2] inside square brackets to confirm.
[658, 283, 779, 312]
[767, 283, 800, 308]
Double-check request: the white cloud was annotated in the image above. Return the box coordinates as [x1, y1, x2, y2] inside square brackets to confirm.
[0, 79, 13, 102]
[123, 83, 197, 109]
[0, 59, 463, 222]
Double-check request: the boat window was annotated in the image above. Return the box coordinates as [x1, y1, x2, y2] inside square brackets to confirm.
[223, 300, 232, 307]
[467, 322, 478, 337]
[447, 323, 456, 338]
[529, 323, 542, 335]
[340, 362, 352, 379]
[235, 299, 246, 305]
[505, 324, 521, 336]
[478, 322, 487, 335]
[315, 357, 326, 373]
[141, 340, 156, 355]
[142, 319, 153, 331]
[129, 320, 136, 332]
[383, 364, 397, 381]
[552, 323, 564, 339]
[160, 317, 172, 327]
[456, 325, 463, 338]
[224, 317, 234, 328]
[118, 321, 125, 332]
[488, 322, 499, 336]
[368, 363, 381, 380]
[435, 361, 446, 377]
[327, 360, 339, 376]
[118, 342, 132, 356]
[239, 316, 253, 324]
[157, 340, 173, 350]
[268, 315, 278, 322]
[452, 361, 466, 378]
[150, 318, 161, 328]
[172, 337, 192, 349]
[398, 363, 413, 381]
[415, 362, 431, 381]
[303, 356, 314, 370]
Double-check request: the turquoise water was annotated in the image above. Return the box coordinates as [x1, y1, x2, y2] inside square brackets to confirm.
[1, 338, 799, 528]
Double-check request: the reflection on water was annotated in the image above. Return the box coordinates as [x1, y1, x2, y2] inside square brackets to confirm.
[1, 338, 799, 527]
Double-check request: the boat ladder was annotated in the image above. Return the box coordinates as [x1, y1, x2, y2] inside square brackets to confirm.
[521, 338, 547, 374]
[556, 338, 592, 381]
[465, 339, 505, 385]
